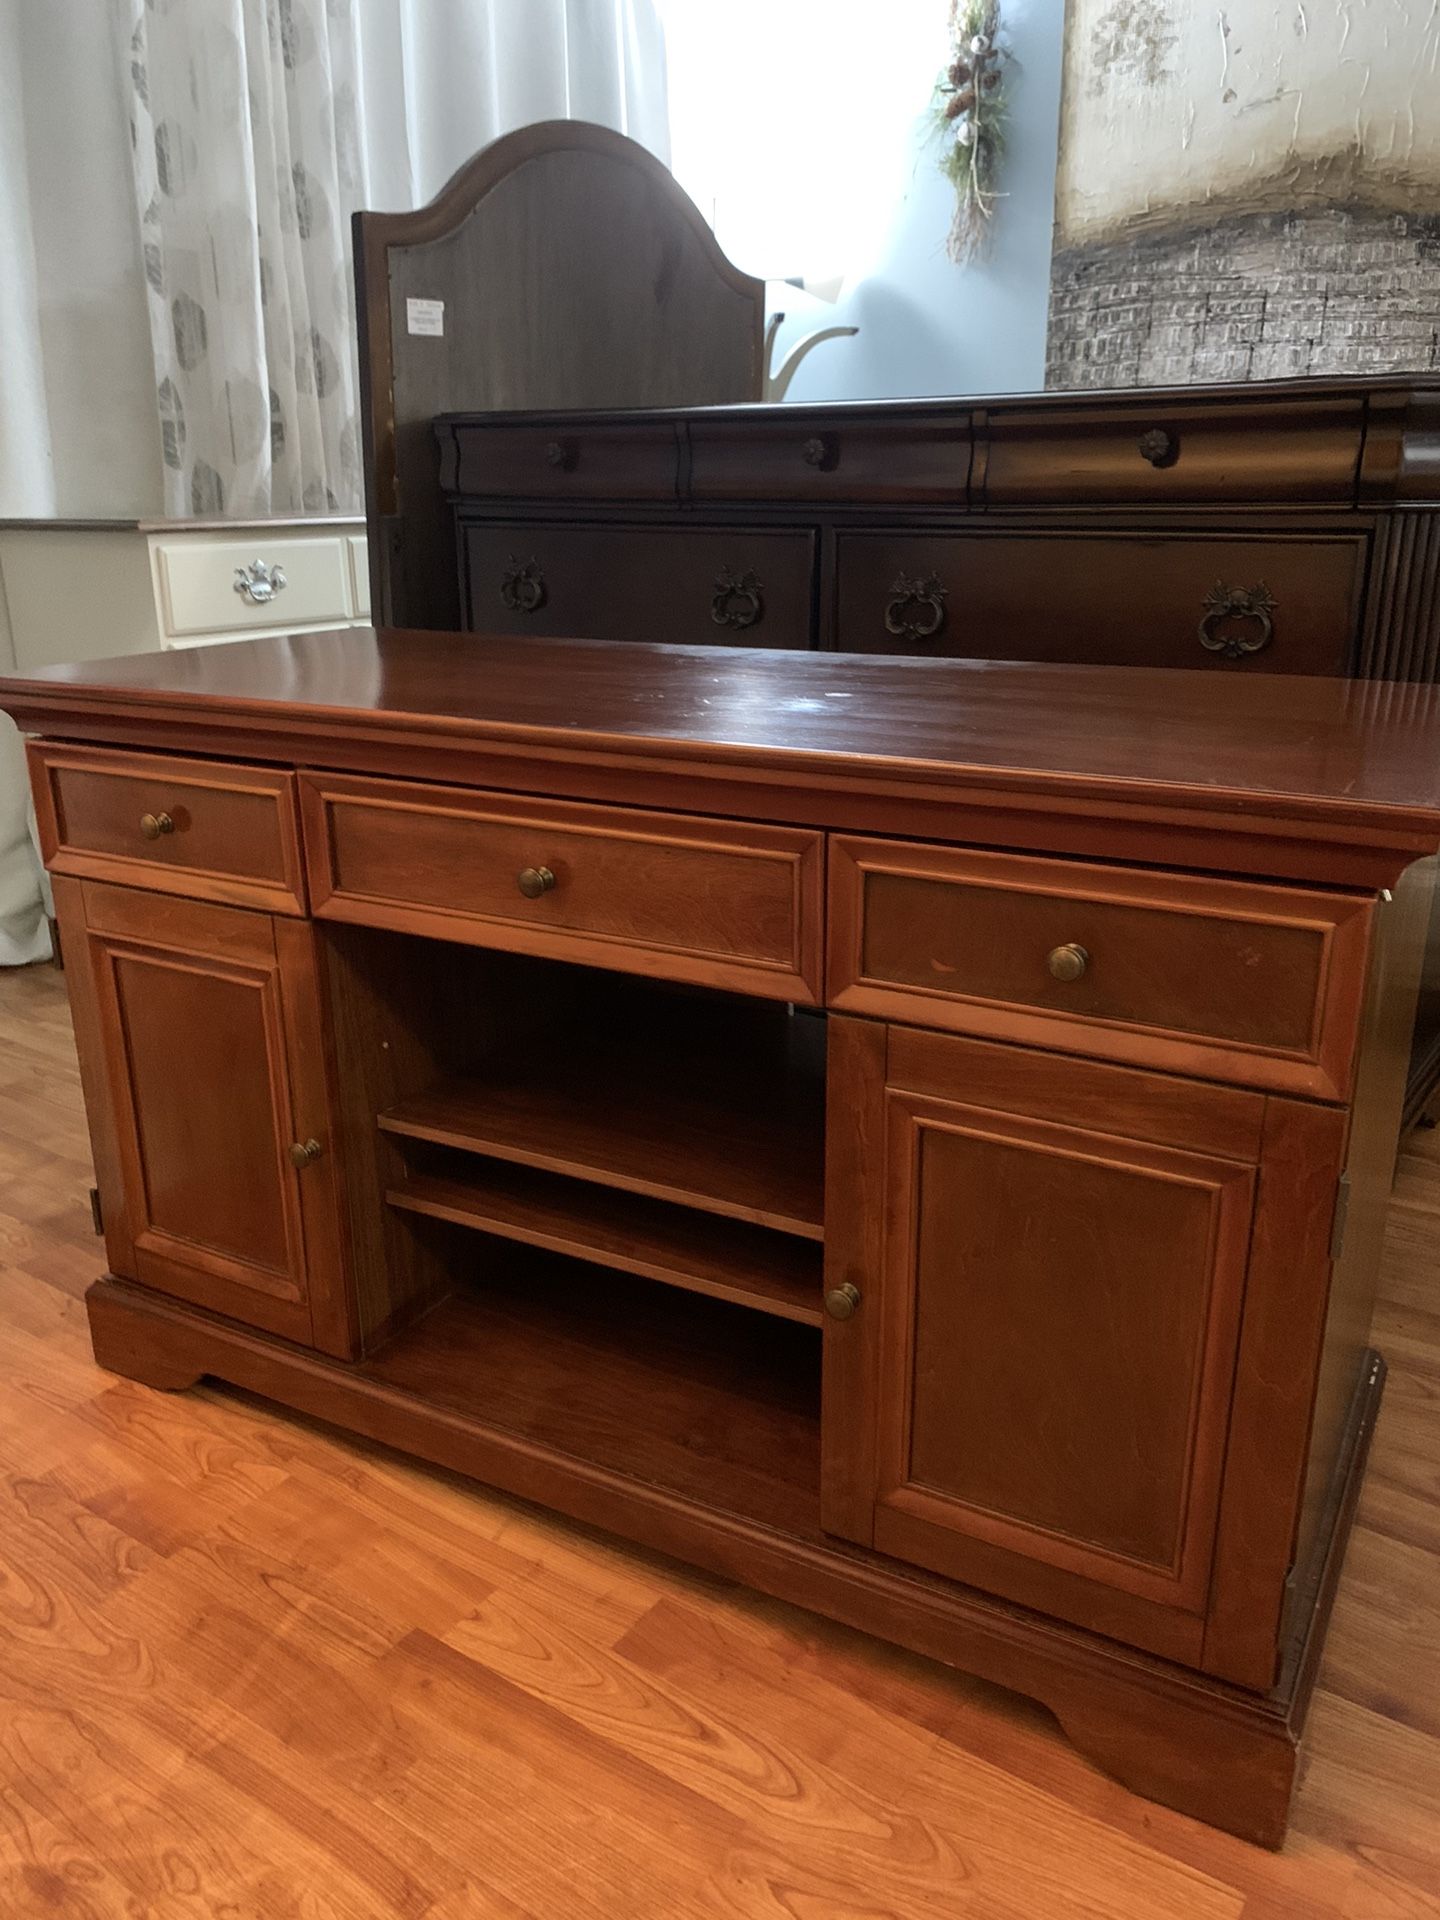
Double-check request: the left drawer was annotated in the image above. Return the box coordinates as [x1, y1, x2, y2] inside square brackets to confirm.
[30, 745, 307, 915]
[155, 534, 353, 637]
[300, 772, 824, 1002]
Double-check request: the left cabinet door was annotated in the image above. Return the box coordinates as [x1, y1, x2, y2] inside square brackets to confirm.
[56, 877, 353, 1356]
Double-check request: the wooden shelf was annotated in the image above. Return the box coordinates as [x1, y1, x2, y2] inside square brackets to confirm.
[387, 1158, 823, 1324]
[363, 1247, 821, 1537]
[378, 1011, 825, 1240]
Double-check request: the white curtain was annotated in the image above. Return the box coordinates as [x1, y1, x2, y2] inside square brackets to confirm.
[357, 0, 669, 210]
[116, 0, 668, 519]
[120, 0, 369, 517]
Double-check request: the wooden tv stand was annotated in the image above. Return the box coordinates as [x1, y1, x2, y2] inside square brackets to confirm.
[7, 628, 1440, 1848]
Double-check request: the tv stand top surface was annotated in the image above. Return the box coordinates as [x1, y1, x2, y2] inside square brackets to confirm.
[7, 626, 1440, 891]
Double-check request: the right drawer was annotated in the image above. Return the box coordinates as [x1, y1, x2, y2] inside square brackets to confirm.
[833, 531, 1366, 673]
[828, 837, 1374, 1100]
[462, 523, 817, 651]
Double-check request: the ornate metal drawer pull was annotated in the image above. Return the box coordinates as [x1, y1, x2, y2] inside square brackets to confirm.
[233, 558, 287, 605]
[1138, 428, 1178, 468]
[884, 572, 948, 645]
[1199, 582, 1276, 661]
[712, 566, 764, 631]
[500, 557, 547, 615]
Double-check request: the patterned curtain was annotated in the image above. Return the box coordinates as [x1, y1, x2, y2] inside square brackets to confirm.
[120, 0, 366, 517]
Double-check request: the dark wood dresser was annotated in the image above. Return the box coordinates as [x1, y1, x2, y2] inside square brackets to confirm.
[435, 377, 1440, 1120]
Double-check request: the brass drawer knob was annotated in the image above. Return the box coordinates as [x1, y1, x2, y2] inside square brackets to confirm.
[824, 1281, 861, 1321]
[517, 865, 556, 899]
[139, 811, 175, 841]
[288, 1138, 323, 1169]
[1047, 943, 1089, 983]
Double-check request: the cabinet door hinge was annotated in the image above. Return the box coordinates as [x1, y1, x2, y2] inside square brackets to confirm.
[1329, 1172, 1351, 1265]
[88, 1186, 104, 1236]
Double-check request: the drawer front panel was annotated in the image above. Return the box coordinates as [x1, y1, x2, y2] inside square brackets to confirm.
[302, 774, 824, 1002]
[462, 524, 817, 650]
[689, 417, 972, 503]
[157, 535, 353, 636]
[829, 838, 1372, 1098]
[981, 397, 1364, 504]
[833, 530, 1364, 673]
[32, 746, 306, 914]
[446, 423, 678, 501]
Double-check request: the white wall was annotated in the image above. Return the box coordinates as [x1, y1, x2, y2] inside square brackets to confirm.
[664, 0, 1065, 404]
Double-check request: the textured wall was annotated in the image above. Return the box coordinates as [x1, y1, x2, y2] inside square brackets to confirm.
[1048, 0, 1440, 387]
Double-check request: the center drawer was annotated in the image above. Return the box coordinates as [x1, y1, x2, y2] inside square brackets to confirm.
[300, 773, 823, 1003]
[460, 524, 817, 650]
[827, 836, 1373, 1100]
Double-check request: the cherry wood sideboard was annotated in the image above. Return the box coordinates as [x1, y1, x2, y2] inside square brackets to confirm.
[434, 376, 1440, 1128]
[6, 629, 1440, 1846]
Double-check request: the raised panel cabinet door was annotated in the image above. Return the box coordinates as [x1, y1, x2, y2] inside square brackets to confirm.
[57, 879, 353, 1356]
[821, 1018, 1268, 1668]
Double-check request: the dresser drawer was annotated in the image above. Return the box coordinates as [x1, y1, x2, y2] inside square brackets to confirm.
[155, 535, 354, 637]
[689, 414, 972, 503]
[443, 421, 678, 501]
[30, 746, 306, 914]
[301, 774, 824, 1002]
[981, 396, 1364, 505]
[828, 838, 1373, 1099]
[833, 531, 1364, 673]
[462, 524, 817, 650]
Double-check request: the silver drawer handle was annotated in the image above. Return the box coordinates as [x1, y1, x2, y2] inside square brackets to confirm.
[233, 558, 288, 605]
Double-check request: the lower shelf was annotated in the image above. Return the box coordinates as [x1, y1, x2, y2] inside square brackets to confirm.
[386, 1155, 824, 1324]
[362, 1246, 823, 1539]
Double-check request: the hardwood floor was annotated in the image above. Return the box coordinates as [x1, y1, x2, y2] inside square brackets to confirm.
[1, 958, 1437, 1919]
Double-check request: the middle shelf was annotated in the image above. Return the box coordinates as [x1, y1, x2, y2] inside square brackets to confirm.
[378, 997, 826, 1241]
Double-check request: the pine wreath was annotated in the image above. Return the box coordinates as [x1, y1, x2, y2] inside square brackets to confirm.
[930, 0, 1009, 263]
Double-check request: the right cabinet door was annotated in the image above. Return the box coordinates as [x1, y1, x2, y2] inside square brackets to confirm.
[822, 1017, 1344, 1678]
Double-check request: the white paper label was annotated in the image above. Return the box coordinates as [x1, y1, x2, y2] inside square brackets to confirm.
[406, 297, 445, 337]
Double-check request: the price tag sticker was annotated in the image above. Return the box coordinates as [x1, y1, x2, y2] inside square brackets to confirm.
[406, 297, 445, 337]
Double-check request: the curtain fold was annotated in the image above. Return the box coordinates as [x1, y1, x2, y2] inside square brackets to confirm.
[120, 0, 368, 517]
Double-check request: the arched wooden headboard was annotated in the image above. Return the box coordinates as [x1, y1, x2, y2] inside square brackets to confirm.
[353, 121, 765, 631]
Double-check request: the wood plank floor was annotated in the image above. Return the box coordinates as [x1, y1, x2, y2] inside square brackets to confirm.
[1, 957, 1437, 1919]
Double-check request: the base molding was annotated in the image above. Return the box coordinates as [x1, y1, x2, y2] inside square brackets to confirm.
[86, 1276, 1384, 1847]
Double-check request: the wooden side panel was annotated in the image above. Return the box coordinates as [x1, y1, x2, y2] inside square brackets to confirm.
[1200, 1096, 1348, 1688]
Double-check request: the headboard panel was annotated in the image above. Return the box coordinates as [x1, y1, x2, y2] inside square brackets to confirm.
[354, 121, 765, 630]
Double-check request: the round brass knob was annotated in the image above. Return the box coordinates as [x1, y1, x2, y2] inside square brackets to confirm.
[824, 1281, 861, 1321]
[517, 865, 556, 900]
[1047, 943, 1089, 983]
[139, 811, 175, 841]
[288, 1138, 323, 1169]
